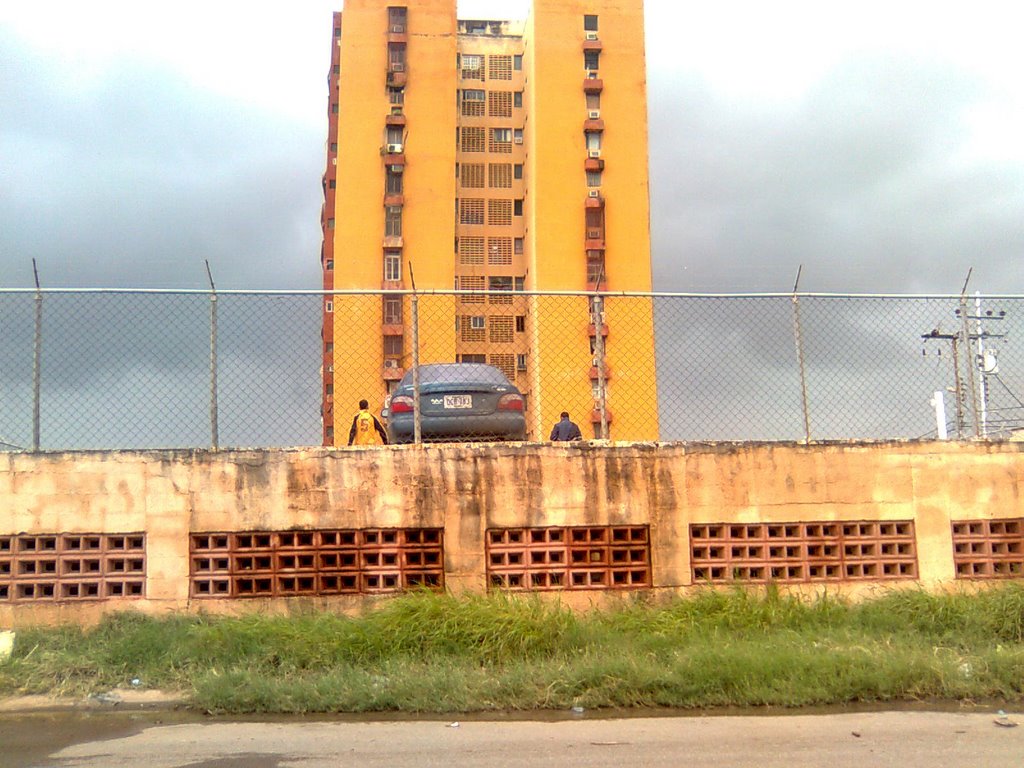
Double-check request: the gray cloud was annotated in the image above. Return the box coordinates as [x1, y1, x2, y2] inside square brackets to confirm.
[1, 29, 323, 290]
[649, 54, 1024, 293]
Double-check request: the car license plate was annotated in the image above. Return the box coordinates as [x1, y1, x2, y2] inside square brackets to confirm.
[443, 395, 472, 409]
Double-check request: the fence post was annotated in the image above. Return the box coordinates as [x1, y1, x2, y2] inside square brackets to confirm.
[205, 261, 219, 450]
[593, 293, 608, 439]
[410, 274, 421, 444]
[31, 260, 41, 452]
[791, 268, 811, 444]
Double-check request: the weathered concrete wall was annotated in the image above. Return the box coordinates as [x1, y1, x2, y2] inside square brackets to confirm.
[1, 440, 1021, 625]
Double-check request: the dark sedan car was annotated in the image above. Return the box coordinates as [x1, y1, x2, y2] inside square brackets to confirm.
[387, 363, 527, 443]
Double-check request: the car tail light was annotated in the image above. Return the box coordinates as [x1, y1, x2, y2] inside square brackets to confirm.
[390, 395, 414, 413]
[497, 393, 524, 411]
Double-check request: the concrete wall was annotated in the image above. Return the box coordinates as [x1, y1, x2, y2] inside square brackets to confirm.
[1, 440, 1022, 626]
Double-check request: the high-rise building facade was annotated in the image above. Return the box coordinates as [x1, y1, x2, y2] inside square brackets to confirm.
[320, 0, 658, 445]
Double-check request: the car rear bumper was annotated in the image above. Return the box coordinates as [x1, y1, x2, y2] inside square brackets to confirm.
[388, 412, 527, 442]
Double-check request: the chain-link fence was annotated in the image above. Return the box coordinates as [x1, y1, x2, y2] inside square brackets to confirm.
[1, 290, 1021, 450]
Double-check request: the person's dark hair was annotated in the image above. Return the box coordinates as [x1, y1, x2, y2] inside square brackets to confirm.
[560, 411, 569, 418]
[359, 399, 369, 409]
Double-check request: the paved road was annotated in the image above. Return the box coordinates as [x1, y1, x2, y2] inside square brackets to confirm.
[3, 709, 1022, 767]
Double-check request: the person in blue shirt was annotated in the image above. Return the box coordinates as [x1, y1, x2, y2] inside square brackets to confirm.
[549, 411, 582, 441]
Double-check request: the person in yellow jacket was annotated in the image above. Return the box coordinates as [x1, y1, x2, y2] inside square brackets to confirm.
[348, 399, 389, 446]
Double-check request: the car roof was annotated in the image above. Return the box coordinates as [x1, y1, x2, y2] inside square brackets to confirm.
[399, 363, 512, 387]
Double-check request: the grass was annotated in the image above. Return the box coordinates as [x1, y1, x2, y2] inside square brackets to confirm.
[3, 585, 1024, 713]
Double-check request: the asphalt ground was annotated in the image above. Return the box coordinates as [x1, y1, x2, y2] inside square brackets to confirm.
[1, 704, 1022, 768]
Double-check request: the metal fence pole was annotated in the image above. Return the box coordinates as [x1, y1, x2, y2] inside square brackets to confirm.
[791, 269, 811, 443]
[411, 289, 421, 445]
[206, 262, 219, 450]
[31, 260, 42, 452]
[593, 293, 608, 439]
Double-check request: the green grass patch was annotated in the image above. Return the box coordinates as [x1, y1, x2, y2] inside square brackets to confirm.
[3, 585, 1024, 713]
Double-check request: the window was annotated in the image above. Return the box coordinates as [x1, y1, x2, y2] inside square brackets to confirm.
[586, 132, 602, 151]
[385, 206, 402, 237]
[489, 276, 513, 292]
[384, 297, 402, 324]
[388, 6, 407, 32]
[470, 315, 485, 330]
[331, 103, 338, 114]
[587, 171, 602, 187]
[514, 91, 523, 109]
[514, 237, 524, 255]
[326, 259, 334, 270]
[326, 383, 334, 395]
[389, 43, 406, 69]
[517, 354, 527, 371]
[461, 54, 483, 79]
[383, 335, 403, 356]
[586, 92, 600, 110]
[329, 179, 336, 189]
[487, 237, 512, 264]
[384, 250, 401, 281]
[325, 300, 334, 313]
[334, 26, 341, 37]
[515, 315, 525, 333]
[513, 128, 523, 144]
[459, 236, 485, 264]
[388, 87, 404, 105]
[514, 163, 523, 180]
[513, 199, 523, 216]
[514, 276, 525, 291]
[584, 14, 598, 31]
[459, 353, 487, 364]
[386, 168, 404, 195]
[327, 217, 335, 229]
[386, 125, 403, 144]
[461, 88, 485, 116]
[490, 315, 514, 343]
[513, 54, 523, 71]
[489, 128, 512, 153]
[584, 50, 600, 71]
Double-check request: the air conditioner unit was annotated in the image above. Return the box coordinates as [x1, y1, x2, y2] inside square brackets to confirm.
[588, 110, 601, 119]
[388, 164, 404, 173]
[588, 190, 601, 198]
[588, 150, 601, 159]
[385, 143, 403, 153]
[586, 32, 599, 41]
[391, 106, 403, 115]
[587, 72, 598, 79]
[391, 62, 405, 73]
[384, 358, 399, 369]
[391, 25, 405, 33]
[513, 136, 524, 145]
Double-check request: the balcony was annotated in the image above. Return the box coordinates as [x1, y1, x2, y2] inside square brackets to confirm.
[582, 38, 603, 52]
[590, 406, 614, 424]
[386, 26, 408, 44]
[381, 323, 403, 336]
[584, 156, 604, 172]
[583, 76, 604, 93]
[585, 194, 604, 209]
[588, 322, 609, 338]
[583, 117, 605, 133]
[589, 363, 612, 381]
[383, 194, 405, 207]
[383, 361, 405, 381]
[387, 68, 407, 88]
[385, 112, 407, 127]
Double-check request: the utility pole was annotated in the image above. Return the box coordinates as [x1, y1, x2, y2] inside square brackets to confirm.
[922, 273, 1007, 439]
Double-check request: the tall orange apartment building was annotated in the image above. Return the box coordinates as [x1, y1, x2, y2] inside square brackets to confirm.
[320, 0, 658, 444]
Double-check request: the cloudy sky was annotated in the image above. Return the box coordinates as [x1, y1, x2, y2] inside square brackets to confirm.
[2, 0, 1022, 294]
